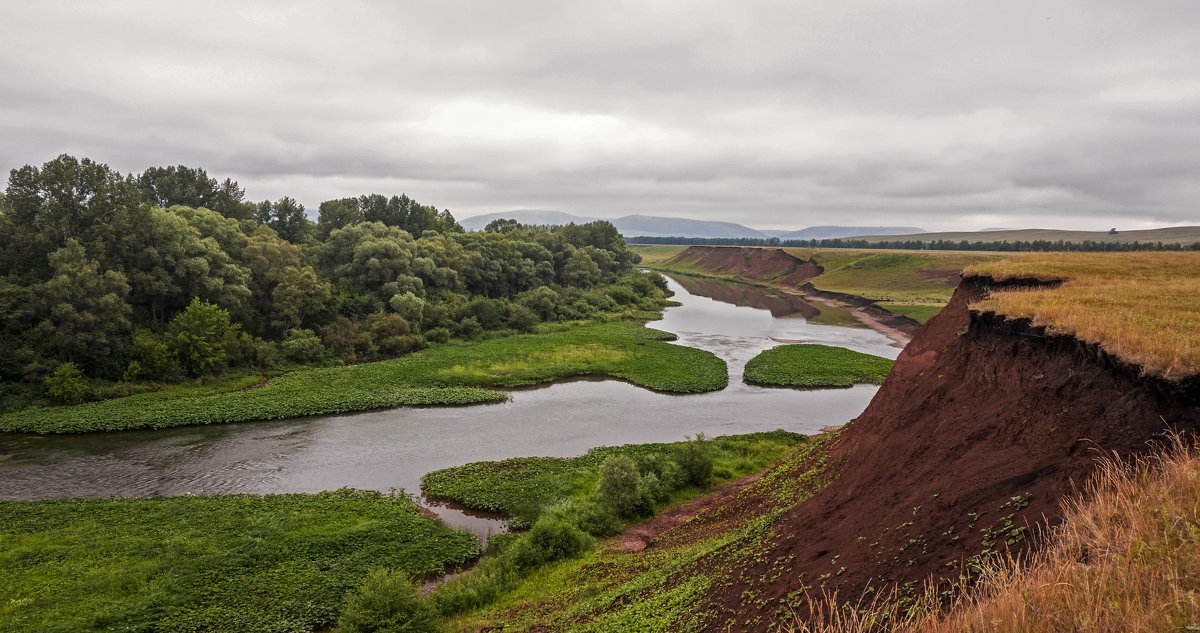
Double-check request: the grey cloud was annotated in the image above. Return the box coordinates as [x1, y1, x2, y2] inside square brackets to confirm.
[1, 1, 1199, 231]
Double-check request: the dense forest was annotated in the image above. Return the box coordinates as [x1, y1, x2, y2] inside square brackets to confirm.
[0, 155, 660, 405]
[630, 235, 1200, 251]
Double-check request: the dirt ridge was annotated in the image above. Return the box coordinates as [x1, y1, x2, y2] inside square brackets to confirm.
[693, 276, 1200, 630]
[665, 245, 824, 288]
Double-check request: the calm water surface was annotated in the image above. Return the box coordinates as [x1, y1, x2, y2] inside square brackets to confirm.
[0, 275, 900, 538]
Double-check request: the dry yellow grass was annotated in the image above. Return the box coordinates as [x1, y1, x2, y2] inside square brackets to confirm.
[787, 435, 1200, 633]
[965, 252, 1200, 380]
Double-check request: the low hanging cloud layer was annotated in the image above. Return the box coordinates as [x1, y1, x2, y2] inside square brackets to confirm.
[2, 1, 1197, 231]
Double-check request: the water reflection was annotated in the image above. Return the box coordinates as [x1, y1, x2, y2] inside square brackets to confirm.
[0, 274, 900, 540]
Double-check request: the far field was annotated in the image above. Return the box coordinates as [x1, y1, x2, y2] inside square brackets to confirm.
[634, 244, 1010, 323]
[850, 225, 1200, 245]
[967, 251, 1200, 380]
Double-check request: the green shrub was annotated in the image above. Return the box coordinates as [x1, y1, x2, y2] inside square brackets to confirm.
[336, 568, 440, 633]
[675, 435, 714, 487]
[508, 516, 594, 572]
[424, 327, 451, 344]
[44, 362, 90, 404]
[282, 328, 326, 363]
[597, 455, 642, 517]
[570, 499, 623, 537]
[167, 298, 237, 376]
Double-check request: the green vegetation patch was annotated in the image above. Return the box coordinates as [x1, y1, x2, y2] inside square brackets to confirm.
[743, 344, 893, 389]
[0, 489, 481, 633]
[444, 433, 842, 632]
[423, 431, 806, 521]
[0, 321, 727, 434]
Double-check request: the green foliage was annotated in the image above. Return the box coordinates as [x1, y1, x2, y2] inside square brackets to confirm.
[508, 516, 594, 571]
[281, 328, 326, 363]
[674, 434, 715, 487]
[597, 455, 644, 517]
[0, 321, 724, 433]
[167, 298, 238, 376]
[743, 343, 894, 388]
[43, 362, 90, 404]
[336, 568, 441, 633]
[421, 431, 804, 520]
[28, 240, 133, 378]
[0, 490, 480, 633]
[427, 432, 811, 621]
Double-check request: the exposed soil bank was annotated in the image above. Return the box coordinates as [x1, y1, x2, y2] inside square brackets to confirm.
[665, 245, 824, 288]
[695, 275, 1200, 629]
[660, 245, 922, 346]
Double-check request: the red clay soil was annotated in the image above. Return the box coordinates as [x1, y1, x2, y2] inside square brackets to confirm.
[693, 276, 1200, 630]
[666, 245, 824, 288]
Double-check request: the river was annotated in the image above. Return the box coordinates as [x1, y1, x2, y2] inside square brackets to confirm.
[0, 274, 900, 539]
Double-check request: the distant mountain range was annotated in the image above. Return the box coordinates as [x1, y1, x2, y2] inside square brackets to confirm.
[459, 210, 923, 240]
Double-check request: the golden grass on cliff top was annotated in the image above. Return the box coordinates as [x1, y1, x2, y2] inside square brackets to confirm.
[964, 251, 1200, 380]
[789, 435, 1200, 633]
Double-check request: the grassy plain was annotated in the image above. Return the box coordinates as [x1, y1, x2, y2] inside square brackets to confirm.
[0, 320, 727, 434]
[743, 344, 894, 389]
[787, 437, 1200, 633]
[0, 489, 481, 633]
[850, 225, 1200, 245]
[423, 431, 806, 523]
[967, 252, 1200, 380]
[443, 433, 840, 632]
[633, 245, 1008, 323]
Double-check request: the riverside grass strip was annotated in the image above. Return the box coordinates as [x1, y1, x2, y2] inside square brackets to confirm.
[0, 320, 728, 434]
[743, 344, 893, 389]
[422, 431, 807, 517]
[0, 489, 481, 633]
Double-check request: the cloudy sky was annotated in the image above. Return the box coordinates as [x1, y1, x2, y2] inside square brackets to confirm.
[2, 1, 1197, 231]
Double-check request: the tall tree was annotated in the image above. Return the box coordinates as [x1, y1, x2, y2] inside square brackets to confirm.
[26, 240, 132, 378]
[255, 196, 314, 245]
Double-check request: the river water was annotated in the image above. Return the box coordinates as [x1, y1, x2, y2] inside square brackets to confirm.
[0, 274, 900, 538]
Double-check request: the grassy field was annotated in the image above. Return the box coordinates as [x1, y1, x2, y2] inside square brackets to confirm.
[966, 252, 1200, 380]
[0, 489, 481, 633]
[786, 437, 1200, 633]
[633, 244, 1009, 323]
[743, 344, 894, 389]
[850, 225, 1200, 245]
[423, 431, 807, 524]
[0, 320, 727, 434]
[441, 433, 840, 632]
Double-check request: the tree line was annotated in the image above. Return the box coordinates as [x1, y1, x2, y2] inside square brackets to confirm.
[0, 155, 662, 401]
[629, 235, 1200, 252]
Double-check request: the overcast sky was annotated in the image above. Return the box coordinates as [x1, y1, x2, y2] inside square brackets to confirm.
[2, 1, 1198, 231]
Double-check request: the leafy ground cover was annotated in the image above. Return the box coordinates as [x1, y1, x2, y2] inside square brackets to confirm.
[442, 432, 841, 632]
[743, 344, 894, 389]
[0, 489, 481, 633]
[967, 251, 1200, 380]
[0, 320, 727, 434]
[422, 431, 806, 524]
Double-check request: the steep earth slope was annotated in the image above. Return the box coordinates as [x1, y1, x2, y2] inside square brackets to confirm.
[663, 245, 825, 289]
[696, 276, 1200, 629]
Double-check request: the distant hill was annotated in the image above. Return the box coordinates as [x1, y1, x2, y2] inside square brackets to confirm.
[852, 226, 1200, 245]
[765, 226, 926, 240]
[613, 214, 768, 239]
[461, 211, 766, 238]
[459, 210, 599, 231]
[461, 211, 926, 240]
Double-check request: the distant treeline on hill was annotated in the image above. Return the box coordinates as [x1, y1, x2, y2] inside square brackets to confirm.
[629, 235, 1200, 252]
